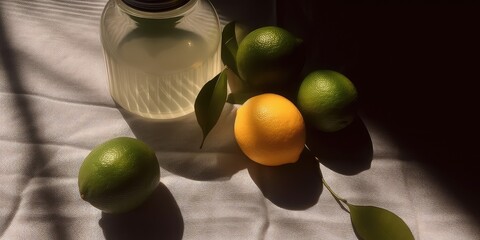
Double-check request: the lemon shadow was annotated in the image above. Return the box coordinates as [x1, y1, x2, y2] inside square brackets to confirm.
[247, 150, 323, 210]
[99, 182, 183, 240]
[306, 115, 373, 176]
[119, 104, 250, 181]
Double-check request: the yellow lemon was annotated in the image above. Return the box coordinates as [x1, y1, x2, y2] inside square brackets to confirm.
[234, 93, 306, 166]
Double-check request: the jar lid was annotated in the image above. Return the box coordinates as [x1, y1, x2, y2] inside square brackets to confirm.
[122, 0, 191, 12]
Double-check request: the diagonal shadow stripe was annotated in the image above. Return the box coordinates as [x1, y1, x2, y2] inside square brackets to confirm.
[0, 6, 69, 240]
[1, 0, 103, 30]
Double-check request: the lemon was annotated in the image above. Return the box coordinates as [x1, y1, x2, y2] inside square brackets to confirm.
[236, 26, 305, 91]
[297, 70, 358, 132]
[234, 93, 306, 166]
[78, 137, 160, 213]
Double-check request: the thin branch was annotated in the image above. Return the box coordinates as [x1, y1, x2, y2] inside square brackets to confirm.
[322, 177, 350, 214]
[305, 144, 350, 213]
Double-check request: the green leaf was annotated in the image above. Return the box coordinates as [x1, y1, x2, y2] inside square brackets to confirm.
[348, 204, 415, 240]
[221, 21, 239, 75]
[194, 69, 228, 148]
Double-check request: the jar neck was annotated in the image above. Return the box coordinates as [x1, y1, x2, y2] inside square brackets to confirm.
[115, 0, 198, 19]
[122, 0, 190, 12]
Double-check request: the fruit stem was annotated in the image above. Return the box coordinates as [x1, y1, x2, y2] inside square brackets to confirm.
[304, 144, 349, 213]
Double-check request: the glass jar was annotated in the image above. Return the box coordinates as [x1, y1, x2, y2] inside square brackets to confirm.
[101, 0, 222, 119]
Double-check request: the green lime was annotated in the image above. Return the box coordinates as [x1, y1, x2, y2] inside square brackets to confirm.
[297, 70, 358, 132]
[236, 26, 305, 91]
[78, 137, 160, 214]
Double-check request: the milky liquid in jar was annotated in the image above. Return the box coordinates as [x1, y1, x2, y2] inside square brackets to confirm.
[101, 0, 222, 119]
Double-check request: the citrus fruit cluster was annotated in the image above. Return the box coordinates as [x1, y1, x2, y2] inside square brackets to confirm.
[231, 26, 358, 166]
[200, 24, 414, 240]
[79, 25, 358, 214]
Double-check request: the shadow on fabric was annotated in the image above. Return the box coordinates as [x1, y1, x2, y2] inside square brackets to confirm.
[0, 7, 68, 240]
[277, 0, 480, 223]
[306, 116, 373, 176]
[118, 104, 251, 181]
[99, 182, 184, 240]
[246, 116, 372, 210]
[247, 150, 323, 210]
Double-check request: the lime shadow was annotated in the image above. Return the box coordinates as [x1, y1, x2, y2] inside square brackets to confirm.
[99, 182, 183, 240]
[306, 115, 373, 176]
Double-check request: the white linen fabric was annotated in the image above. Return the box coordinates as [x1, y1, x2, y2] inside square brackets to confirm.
[1, 1, 479, 240]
